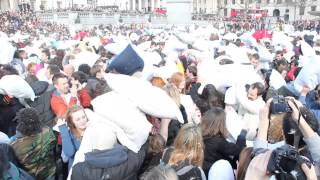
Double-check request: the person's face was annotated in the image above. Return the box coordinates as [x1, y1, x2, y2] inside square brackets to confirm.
[28, 65, 36, 75]
[55, 77, 69, 94]
[41, 52, 48, 62]
[71, 77, 80, 87]
[20, 52, 27, 59]
[250, 57, 259, 67]
[276, 54, 283, 60]
[247, 87, 258, 100]
[71, 110, 88, 131]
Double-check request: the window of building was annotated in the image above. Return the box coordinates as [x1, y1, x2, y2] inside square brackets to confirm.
[285, 9, 289, 13]
[232, 0, 235, 4]
[266, 0, 270, 4]
[224, 8, 228, 16]
[311, 6, 317, 11]
[276, 0, 282, 4]
[224, 0, 228, 5]
[299, 6, 305, 15]
[285, 0, 292, 3]
[240, 0, 244, 4]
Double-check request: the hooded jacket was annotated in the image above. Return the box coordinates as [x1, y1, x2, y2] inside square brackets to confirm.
[71, 143, 148, 180]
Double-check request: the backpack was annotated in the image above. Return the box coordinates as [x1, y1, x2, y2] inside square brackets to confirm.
[161, 148, 207, 180]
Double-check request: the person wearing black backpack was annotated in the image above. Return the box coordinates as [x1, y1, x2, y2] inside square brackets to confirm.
[161, 124, 206, 180]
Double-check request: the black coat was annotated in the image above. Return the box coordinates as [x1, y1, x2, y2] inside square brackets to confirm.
[203, 135, 245, 176]
[0, 95, 24, 137]
[26, 84, 55, 128]
[166, 105, 188, 146]
[71, 143, 148, 180]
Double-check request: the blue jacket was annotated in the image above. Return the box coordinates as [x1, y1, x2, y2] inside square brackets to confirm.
[58, 124, 81, 170]
[299, 91, 320, 123]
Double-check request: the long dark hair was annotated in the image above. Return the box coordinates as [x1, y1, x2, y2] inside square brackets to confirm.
[236, 147, 253, 180]
[199, 84, 225, 113]
[201, 107, 228, 139]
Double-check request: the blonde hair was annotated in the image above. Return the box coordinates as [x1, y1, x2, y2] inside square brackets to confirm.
[168, 123, 204, 167]
[170, 72, 184, 88]
[170, 72, 185, 93]
[163, 83, 181, 106]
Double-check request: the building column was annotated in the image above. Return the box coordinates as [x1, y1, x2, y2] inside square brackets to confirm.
[150, 0, 154, 12]
[138, 0, 142, 11]
[132, 0, 135, 11]
[154, 0, 158, 8]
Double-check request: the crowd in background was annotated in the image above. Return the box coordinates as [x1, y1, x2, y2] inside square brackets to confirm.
[1, 8, 320, 180]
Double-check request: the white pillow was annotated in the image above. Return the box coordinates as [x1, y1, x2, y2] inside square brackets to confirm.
[0, 75, 35, 101]
[180, 94, 200, 124]
[84, 109, 142, 153]
[104, 73, 184, 123]
[91, 91, 152, 153]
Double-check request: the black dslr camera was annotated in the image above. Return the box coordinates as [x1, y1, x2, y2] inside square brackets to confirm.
[270, 96, 292, 114]
[267, 145, 312, 180]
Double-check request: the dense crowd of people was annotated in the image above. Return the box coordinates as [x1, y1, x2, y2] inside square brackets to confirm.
[1, 9, 320, 180]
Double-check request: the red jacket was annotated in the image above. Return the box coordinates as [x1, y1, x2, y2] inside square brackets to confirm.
[50, 90, 78, 118]
[78, 88, 92, 108]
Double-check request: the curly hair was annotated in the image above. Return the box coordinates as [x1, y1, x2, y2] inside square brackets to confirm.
[16, 108, 42, 136]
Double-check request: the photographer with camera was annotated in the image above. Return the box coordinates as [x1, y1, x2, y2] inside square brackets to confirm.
[248, 97, 320, 179]
[255, 97, 320, 161]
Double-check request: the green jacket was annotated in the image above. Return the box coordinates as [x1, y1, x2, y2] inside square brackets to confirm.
[11, 127, 56, 180]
